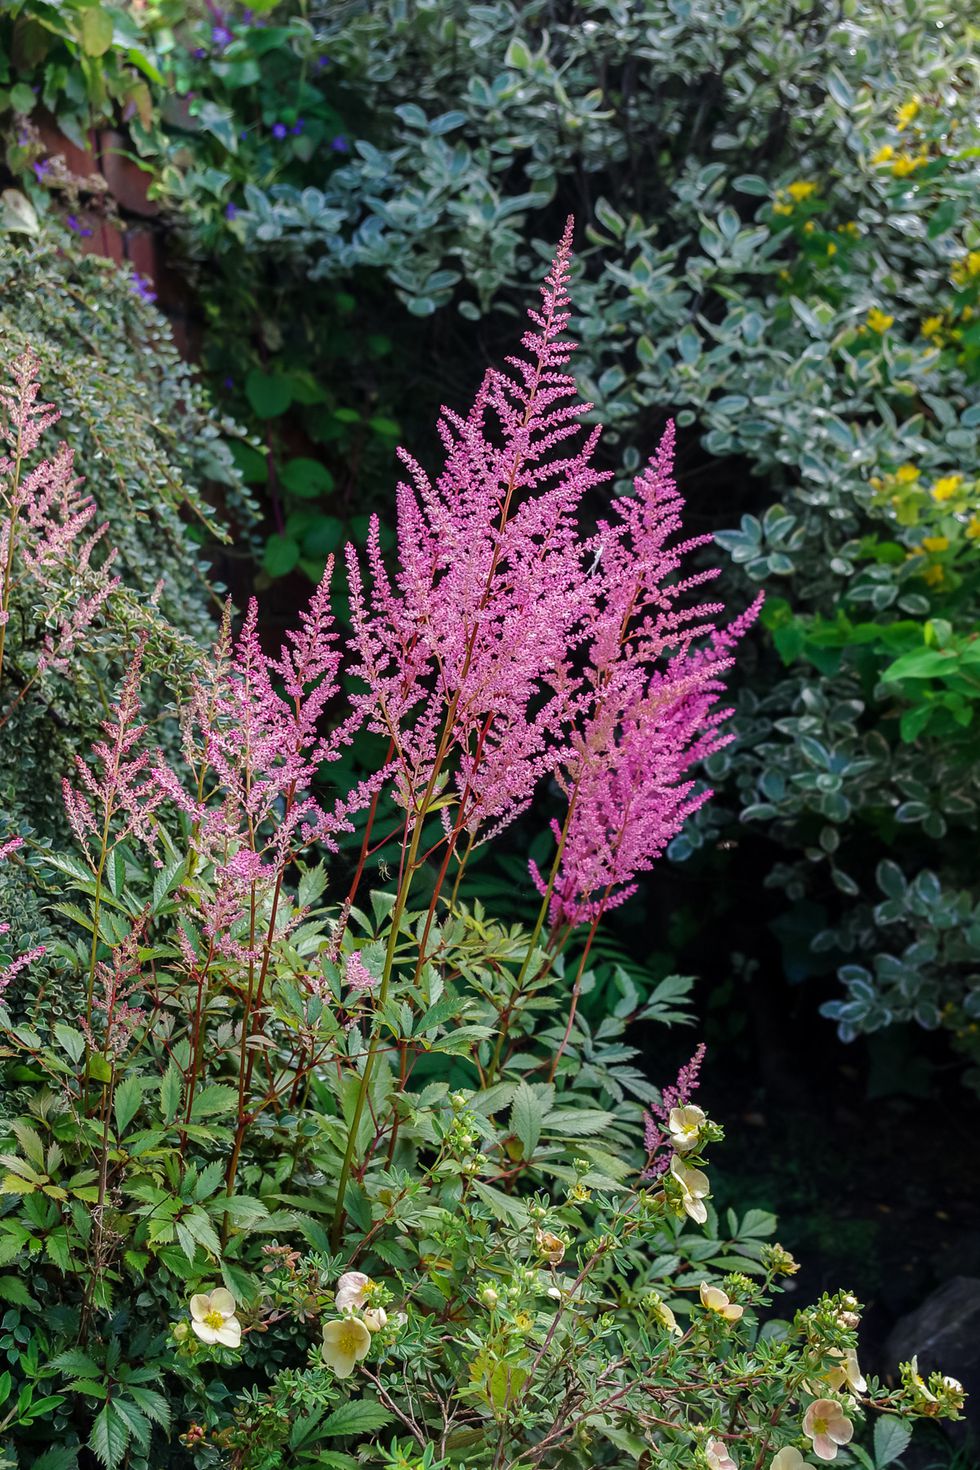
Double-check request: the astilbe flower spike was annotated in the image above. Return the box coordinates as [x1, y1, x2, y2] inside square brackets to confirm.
[346, 218, 609, 848]
[531, 429, 763, 930]
[63, 635, 165, 866]
[0, 351, 118, 692]
[0, 836, 43, 1002]
[152, 563, 379, 965]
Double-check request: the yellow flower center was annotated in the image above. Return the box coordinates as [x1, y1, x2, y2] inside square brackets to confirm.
[812, 1415, 829, 1435]
[338, 1323, 361, 1353]
[204, 1309, 225, 1330]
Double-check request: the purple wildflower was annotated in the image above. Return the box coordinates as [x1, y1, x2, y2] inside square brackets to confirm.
[331, 134, 349, 153]
[193, 47, 207, 59]
[212, 24, 232, 46]
[130, 273, 157, 305]
[66, 214, 94, 239]
[272, 122, 288, 141]
[32, 160, 50, 182]
[291, 119, 305, 135]
[224, 201, 239, 219]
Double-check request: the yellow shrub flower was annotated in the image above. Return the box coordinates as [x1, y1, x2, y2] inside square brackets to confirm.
[804, 220, 816, 234]
[825, 1347, 867, 1394]
[866, 307, 894, 333]
[700, 1281, 744, 1322]
[966, 516, 980, 540]
[871, 145, 894, 164]
[892, 152, 927, 177]
[922, 536, 949, 553]
[668, 1104, 707, 1153]
[826, 242, 837, 256]
[895, 464, 919, 483]
[189, 1288, 242, 1349]
[771, 1451, 807, 1470]
[895, 98, 920, 131]
[920, 316, 943, 338]
[706, 1437, 739, 1470]
[670, 1155, 710, 1223]
[950, 253, 980, 285]
[787, 180, 818, 202]
[922, 564, 945, 586]
[321, 1317, 371, 1377]
[931, 475, 963, 502]
[773, 201, 794, 216]
[803, 1399, 854, 1461]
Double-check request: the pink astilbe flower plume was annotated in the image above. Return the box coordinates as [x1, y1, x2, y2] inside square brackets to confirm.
[531, 428, 763, 930]
[152, 564, 379, 966]
[0, 352, 119, 693]
[63, 635, 165, 865]
[0, 833, 43, 1004]
[347, 218, 608, 845]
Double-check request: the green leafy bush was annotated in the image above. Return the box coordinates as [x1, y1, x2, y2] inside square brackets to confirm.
[0, 230, 248, 843]
[0, 244, 962, 1468]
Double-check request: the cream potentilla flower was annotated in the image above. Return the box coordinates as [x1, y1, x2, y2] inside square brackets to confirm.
[362, 1306, 387, 1333]
[321, 1316, 371, 1377]
[825, 1348, 866, 1395]
[668, 1104, 706, 1153]
[649, 1293, 681, 1335]
[706, 1435, 738, 1470]
[700, 1281, 744, 1322]
[189, 1288, 242, 1349]
[802, 1400, 853, 1461]
[335, 1270, 371, 1312]
[670, 1155, 710, 1223]
[770, 1449, 807, 1470]
[535, 1228, 566, 1265]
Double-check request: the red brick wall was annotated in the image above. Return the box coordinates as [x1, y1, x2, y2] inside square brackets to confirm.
[36, 115, 197, 360]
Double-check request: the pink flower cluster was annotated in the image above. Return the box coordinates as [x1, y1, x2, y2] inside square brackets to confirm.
[47, 221, 756, 998]
[0, 351, 118, 682]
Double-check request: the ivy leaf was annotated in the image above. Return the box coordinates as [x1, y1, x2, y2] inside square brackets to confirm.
[245, 369, 292, 419]
[263, 533, 300, 578]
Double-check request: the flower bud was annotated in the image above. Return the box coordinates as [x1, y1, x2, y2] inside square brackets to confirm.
[479, 1285, 500, 1309]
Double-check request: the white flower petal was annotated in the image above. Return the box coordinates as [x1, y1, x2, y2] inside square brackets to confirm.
[209, 1288, 237, 1318]
[189, 1294, 211, 1323]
